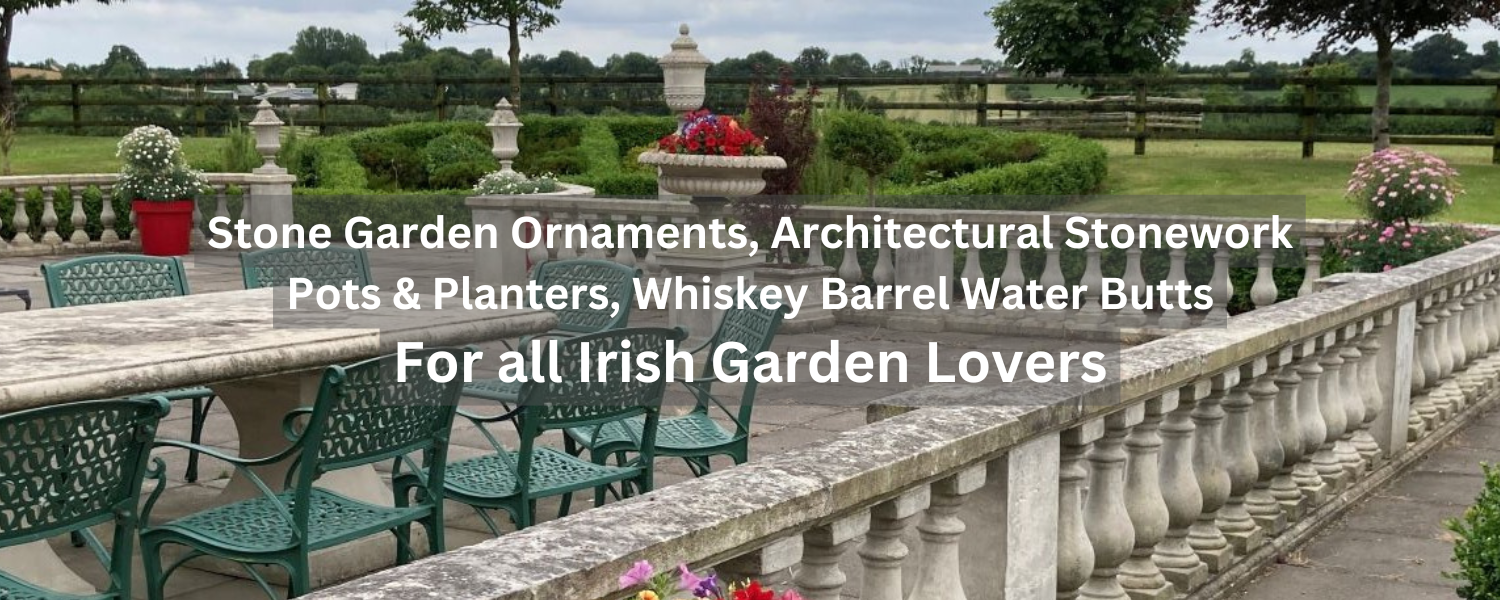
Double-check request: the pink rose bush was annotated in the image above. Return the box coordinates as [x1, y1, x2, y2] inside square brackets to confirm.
[1337, 148, 1487, 273]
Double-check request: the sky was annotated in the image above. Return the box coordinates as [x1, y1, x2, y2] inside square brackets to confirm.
[12, 0, 1500, 70]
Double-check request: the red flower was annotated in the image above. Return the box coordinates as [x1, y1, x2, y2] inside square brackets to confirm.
[733, 582, 775, 600]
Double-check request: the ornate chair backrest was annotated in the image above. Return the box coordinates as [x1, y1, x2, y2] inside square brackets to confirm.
[532, 259, 640, 334]
[240, 246, 373, 289]
[0, 397, 170, 547]
[288, 347, 469, 524]
[698, 294, 790, 428]
[41, 255, 189, 307]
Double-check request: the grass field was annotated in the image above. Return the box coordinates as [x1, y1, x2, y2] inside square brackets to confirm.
[5, 133, 1498, 223]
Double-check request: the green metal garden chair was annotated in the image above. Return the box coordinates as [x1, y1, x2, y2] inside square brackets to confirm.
[138, 346, 472, 600]
[564, 298, 789, 477]
[0, 396, 172, 600]
[239, 246, 373, 290]
[439, 327, 685, 534]
[40, 254, 217, 483]
[462, 258, 642, 405]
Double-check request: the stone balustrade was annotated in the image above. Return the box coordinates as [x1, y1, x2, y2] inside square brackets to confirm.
[305, 212, 1500, 600]
[0, 172, 294, 257]
[469, 195, 1371, 335]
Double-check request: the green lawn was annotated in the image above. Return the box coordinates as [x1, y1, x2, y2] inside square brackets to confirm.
[6, 134, 223, 175]
[1083, 139, 1500, 223]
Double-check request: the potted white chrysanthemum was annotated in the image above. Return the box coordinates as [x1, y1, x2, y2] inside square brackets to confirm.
[116, 125, 208, 256]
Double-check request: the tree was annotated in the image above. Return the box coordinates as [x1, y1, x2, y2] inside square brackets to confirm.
[823, 110, 906, 206]
[98, 44, 147, 78]
[291, 27, 374, 69]
[829, 53, 871, 77]
[1482, 41, 1500, 71]
[987, 0, 1195, 75]
[605, 51, 658, 76]
[1409, 32, 1473, 78]
[793, 46, 829, 77]
[399, 0, 563, 106]
[1207, 0, 1500, 150]
[0, 1, 115, 119]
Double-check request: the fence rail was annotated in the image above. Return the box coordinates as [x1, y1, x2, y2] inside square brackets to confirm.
[12, 74, 1500, 161]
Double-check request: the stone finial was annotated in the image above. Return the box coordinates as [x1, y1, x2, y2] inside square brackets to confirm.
[249, 99, 285, 173]
[488, 98, 520, 125]
[661, 23, 711, 68]
[660, 23, 711, 114]
[487, 97, 524, 172]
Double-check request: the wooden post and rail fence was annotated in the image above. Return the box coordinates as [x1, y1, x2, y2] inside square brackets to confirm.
[12, 74, 1500, 163]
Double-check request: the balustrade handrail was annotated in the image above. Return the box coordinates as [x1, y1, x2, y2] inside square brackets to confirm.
[306, 214, 1500, 600]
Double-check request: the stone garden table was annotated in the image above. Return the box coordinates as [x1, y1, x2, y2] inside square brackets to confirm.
[0, 287, 556, 593]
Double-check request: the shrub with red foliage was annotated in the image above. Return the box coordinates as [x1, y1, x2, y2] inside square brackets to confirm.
[734, 66, 819, 263]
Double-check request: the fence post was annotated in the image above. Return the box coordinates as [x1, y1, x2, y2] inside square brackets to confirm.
[193, 82, 206, 137]
[1133, 80, 1148, 156]
[1301, 81, 1317, 160]
[975, 83, 989, 127]
[1491, 84, 1499, 165]
[836, 81, 848, 108]
[315, 82, 329, 136]
[435, 81, 448, 121]
[547, 77, 560, 116]
[70, 83, 81, 135]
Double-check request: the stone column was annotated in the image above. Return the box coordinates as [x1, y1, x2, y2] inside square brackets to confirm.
[1270, 342, 1310, 522]
[860, 489, 929, 600]
[1058, 422, 1102, 600]
[1292, 337, 1330, 507]
[1312, 332, 1349, 495]
[1080, 407, 1140, 600]
[1155, 380, 1209, 594]
[1189, 372, 1234, 573]
[1218, 363, 1265, 556]
[1246, 349, 1289, 535]
[992, 435, 1061, 599]
[1119, 395, 1175, 600]
[1336, 325, 1369, 478]
[907, 466, 985, 600]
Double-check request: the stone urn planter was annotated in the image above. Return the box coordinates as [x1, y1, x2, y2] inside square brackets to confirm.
[637, 151, 786, 223]
[755, 263, 837, 333]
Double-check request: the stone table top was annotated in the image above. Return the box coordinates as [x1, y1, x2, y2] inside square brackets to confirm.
[0, 288, 557, 413]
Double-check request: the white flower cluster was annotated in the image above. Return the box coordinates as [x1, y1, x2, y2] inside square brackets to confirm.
[472, 170, 561, 195]
[116, 125, 208, 202]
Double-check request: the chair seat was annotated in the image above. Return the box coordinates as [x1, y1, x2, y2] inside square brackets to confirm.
[151, 488, 421, 553]
[567, 412, 736, 454]
[444, 447, 639, 500]
[0, 572, 99, 600]
[462, 378, 520, 403]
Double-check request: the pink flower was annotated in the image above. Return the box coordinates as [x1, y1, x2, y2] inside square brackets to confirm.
[621, 561, 655, 589]
[1402, 241, 1412, 248]
[1384, 264, 1394, 272]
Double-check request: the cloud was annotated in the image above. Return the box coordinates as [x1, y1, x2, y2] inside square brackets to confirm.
[10, 0, 1499, 69]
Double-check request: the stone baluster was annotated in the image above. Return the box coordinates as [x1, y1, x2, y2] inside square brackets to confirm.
[1336, 325, 1369, 478]
[1188, 372, 1234, 573]
[1059, 422, 1102, 600]
[1412, 297, 1443, 429]
[859, 488, 929, 600]
[1117, 244, 1147, 328]
[1408, 306, 1432, 442]
[1218, 363, 1265, 556]
[795, 511, 870, 600]
[872, 216, 894, 293]
[12, 187, 33, 247]
[1297, 238, 1323, 297]
[1207, 247, 1232, 323]
[641, 215, 662, 275]
[1457, 280, 1488, 403]
[40, 185, 61, 246]
[960, 246, 984, 314]
[614, 218, 637, 268]
[1081, 408, 1139, 600]
[908, 466, 985, 600]
[1354, 317, 1386, 469]
[213, 185, 230, 227]
[527, 211, 550, 271]
[1292, 337, 1330, 506]
[190, 196, 206, 246]
[716, 536, 802, 594]
[999, 246, 1026, 319]
[839, 226, 863, 286]
[1040, 239, 1067, 322]
[1448, 284, 1470, 378]
[1155, 380, 1208, 594]
[67, 186, 88, 246]
[1246, 350, 1289, 535]
[1489, 271, 1500, 354]
[1157, 248, 1190, 329]
[99, 188, 119, 244]
[1076, 246, 1106, 326]
[1119, 395, 1175, 600]
[806, 226, 825, 268]
[1250, 243, 1277, 309]
[1467, 275, 1500, 394]
[1270, 342, 1309, 522]
[585, 214, 608, 259]
[1431, 290, 1461, 420]
[1313, 332, 1349, 495]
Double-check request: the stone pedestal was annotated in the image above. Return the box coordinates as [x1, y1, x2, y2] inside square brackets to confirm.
[756, 265, 836, 333]
[657, 249, 763, 343]
[246, 170, 296, 230]
[468, 184, 596, 288]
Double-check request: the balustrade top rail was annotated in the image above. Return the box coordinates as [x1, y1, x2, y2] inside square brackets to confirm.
[305, 211, 1500, 600]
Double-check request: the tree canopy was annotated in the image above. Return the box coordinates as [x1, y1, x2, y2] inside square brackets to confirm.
[987, 0, 1195, 75]
[398, 0, 563, 106]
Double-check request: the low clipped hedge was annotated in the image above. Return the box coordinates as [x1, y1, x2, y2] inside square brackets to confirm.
[884, 130, 1108, 210]
[293, 188, 471, 240]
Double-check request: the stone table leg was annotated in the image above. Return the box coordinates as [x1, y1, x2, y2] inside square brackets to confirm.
[215, 370, 390, 507]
